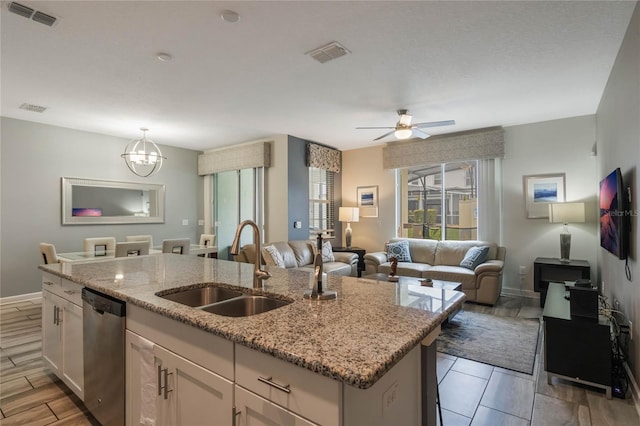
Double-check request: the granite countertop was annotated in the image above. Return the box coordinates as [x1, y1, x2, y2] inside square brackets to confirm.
[40, 254, 464, 389]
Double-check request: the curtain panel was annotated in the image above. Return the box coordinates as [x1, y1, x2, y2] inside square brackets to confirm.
[382, 127, 504, 169]
[198, 141, 271, 175]
[306, 143, 341, 173]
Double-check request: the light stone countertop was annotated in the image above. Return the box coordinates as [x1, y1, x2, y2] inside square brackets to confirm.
[40, 254, 464, 389]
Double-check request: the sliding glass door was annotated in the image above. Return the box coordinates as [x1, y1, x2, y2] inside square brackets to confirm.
[213, 168, 262, 260]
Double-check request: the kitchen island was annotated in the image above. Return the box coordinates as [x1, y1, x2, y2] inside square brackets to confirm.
[40, 254, 464, 425]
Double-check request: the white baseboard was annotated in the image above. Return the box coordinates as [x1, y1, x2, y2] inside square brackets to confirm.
[501, 287, 540, 300]
[0, 291, 42, 304]
[624, 362, 640, 417]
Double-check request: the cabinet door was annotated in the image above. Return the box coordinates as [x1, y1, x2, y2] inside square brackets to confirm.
[61, 300, 84, 399]
[235, 385, 317, 426]
[155, 345, 234, 426]
[42, 290, 62, 375]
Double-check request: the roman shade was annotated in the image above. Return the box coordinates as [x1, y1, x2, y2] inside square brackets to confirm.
[382, 127, 504, 169]
[198, 141, 271, 175]
[306, 143, 341, 173]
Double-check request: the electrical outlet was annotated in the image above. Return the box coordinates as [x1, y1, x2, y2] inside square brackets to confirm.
[630, 321, 633, 340]
[198, 219, 204, 226]
[601, 281, 605, 295]
[182, 219, 189, 226]
[519, 266, 526, 275]
[614, 299, 620, 310]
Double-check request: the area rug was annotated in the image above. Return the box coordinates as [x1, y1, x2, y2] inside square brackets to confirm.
[437, 310, 540, 374]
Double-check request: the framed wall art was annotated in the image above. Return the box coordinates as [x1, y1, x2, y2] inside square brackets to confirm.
[357, 185, 379, 218]
[523, 173, 566, 218]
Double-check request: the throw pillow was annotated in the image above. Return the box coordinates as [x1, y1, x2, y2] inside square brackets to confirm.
[460, 246, 490, 270]
[321, 240, 335, 262]
[386, 240, 412, 262]
[261, 245, 285, 268]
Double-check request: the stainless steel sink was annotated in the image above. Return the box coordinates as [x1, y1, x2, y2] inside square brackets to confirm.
[200, 295, 291, 317]
[158, 286, 243, 307]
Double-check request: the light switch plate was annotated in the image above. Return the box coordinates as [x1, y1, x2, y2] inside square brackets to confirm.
[182, 219, 188, 226]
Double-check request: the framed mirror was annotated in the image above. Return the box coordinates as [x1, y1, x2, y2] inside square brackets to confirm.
[62, 177, 165, 225]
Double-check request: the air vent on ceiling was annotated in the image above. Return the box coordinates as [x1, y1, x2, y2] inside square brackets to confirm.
[20, 103, 47, 113]
[7, 2, 58, 27]
[306, 41, 350, 64]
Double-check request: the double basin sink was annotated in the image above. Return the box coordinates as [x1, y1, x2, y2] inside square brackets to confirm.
[157, 285, 291, 317]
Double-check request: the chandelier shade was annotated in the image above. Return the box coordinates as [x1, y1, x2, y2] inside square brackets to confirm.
[121, 128, 166, 177]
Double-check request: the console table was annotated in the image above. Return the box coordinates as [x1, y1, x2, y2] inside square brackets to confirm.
[543, 282, 612, 398]
[534, 257, 590, 307]
[332, 246, 366, 277]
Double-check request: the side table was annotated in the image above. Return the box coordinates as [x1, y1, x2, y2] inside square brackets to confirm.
[534, 257, 590, 307]
[332, 246, 366, 277]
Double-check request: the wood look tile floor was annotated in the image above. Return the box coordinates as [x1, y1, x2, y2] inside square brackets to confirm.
[1, 296, 639, 425]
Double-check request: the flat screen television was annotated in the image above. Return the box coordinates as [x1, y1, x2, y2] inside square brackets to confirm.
[599, 168, 627, 259]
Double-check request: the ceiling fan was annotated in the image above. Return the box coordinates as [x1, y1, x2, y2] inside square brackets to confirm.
[357, 109, 455, 141]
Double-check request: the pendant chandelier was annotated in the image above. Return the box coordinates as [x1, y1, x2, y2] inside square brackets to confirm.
[121, 128, 166, 177]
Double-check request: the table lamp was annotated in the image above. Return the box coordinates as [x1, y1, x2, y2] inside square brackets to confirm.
[548, 202, 585, 263]
[339, 207, 359, 248]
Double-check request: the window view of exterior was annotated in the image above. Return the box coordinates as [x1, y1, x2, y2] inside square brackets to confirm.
[309, 167, 335, 238]
[405, 161, 478, 241]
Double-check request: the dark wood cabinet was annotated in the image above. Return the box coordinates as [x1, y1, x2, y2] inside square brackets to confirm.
[534, 257, 590, 307]
[332, 247, 366, 277]
[543, 282, 612, 398]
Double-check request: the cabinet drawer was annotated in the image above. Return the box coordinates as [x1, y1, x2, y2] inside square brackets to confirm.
[61, 279, 83, 306]
[235, 385, 318, 426]
[235, 345, 340, 425]
[42, 272, 63, 297]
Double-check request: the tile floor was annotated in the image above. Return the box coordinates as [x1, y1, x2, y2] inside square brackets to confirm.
[1, 295, 639, 425]
[436, 296, 640, 426]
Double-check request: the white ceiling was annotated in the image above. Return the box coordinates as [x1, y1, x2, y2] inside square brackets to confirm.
[1, 1, 636, 152]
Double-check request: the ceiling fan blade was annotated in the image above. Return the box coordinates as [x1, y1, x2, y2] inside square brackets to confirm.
[356, 126, 395, 129]
[413, 120, 456, 128]
[373, 130, 396, 141]
[411, 128, 431, 139]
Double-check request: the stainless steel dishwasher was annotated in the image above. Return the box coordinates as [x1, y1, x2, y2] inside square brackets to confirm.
[82, 288, 126, 426]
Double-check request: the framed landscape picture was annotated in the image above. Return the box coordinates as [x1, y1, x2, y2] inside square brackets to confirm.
[523, 173, 566, 218]
[357, 185, 379, 218]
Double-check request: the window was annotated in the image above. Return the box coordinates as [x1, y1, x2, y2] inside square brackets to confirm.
[309, 167, 335, 238]
[403, 161, 478, 241]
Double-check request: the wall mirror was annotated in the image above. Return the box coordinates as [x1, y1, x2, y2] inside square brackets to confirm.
[62, 177, 165, 225]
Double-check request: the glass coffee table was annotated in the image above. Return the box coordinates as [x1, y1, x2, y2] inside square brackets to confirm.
[361, 273, 464, 320]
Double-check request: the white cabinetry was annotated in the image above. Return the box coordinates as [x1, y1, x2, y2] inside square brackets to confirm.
[126, 307, 234, 426]
[41, 272, 84, 400]
[234, 385, 317, 426]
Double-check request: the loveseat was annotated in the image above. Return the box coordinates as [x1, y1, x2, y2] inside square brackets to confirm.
[364, 238, 506, 305]
[236, 240, 359, 277]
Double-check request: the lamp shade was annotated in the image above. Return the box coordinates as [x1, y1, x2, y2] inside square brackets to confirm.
[548, 202, 585, 224]
[339, 207, 359, 222]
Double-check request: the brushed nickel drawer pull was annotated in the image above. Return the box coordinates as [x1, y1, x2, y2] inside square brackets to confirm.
[257, 376, 291, 394]
[43, 281, 54, 286]
[64, 290, 76, 295]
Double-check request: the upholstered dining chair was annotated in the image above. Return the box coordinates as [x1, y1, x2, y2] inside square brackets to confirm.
[115, 241, 150, 257]
[83, 237, 116, 255]
[199, 234, 216, 247]
[162, 239, 191, 255]
[125, 235, 154, 251]
[39, 243, 59, 264]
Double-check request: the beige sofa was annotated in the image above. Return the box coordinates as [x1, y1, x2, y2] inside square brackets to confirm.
[364, 238, 506, 305]
[237, 240, 359, 277]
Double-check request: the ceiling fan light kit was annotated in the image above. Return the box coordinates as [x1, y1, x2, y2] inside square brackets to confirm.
[357, 109, 455, 141]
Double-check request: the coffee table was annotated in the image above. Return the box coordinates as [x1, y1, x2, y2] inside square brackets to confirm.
[361, 273, 464, 320]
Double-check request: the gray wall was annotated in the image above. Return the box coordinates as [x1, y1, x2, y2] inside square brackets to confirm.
[595, 1, 640, 385]
[0, 118, 203, 298]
